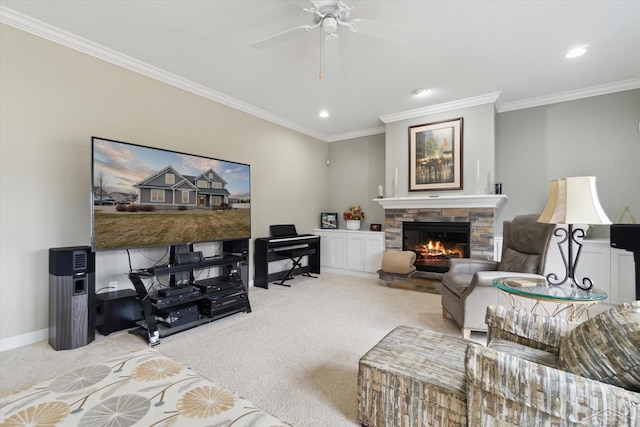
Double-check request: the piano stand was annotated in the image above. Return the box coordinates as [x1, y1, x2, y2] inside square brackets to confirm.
[274, 248, 318, 287]
[255, 232, 321, 289]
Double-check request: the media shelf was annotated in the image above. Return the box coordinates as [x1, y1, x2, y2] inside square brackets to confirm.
[146, 254, 244, 276]
[133, 285, 249, 339]
[128, 239, 251, 345]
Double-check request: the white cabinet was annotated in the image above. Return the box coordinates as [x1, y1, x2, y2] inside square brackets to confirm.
[611, 248, 636, 303]
[578, 239, 635, 305]
[320, 230, 346, 269]
[575, 239, 611, 301]
[312, 229, 385, 276]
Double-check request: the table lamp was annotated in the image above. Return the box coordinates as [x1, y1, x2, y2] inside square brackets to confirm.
[537, 176, 611, 290]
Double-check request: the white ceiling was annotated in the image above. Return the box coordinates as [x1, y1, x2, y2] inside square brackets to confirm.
[1, 0, 639, 142]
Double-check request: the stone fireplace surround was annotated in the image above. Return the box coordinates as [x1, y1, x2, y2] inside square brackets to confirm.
[375, 194, 507, 292]
[377, 195, 507, 258]
[387, 208, 494, 259]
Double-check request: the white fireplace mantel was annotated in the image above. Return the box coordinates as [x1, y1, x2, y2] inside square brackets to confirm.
[373, 194, 507, 209]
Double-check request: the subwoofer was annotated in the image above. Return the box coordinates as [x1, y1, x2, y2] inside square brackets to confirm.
[96, 289, 141, 335]
[49, 246, 95, 350]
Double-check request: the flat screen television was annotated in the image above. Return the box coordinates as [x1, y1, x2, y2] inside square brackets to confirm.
[91, 137, 251, 251]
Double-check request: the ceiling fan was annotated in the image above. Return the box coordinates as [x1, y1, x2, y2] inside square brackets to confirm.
[250, 0, 409, 77]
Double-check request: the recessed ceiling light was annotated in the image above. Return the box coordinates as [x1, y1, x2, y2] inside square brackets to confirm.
[566, 45, 588, 58]
[412, 88, 428, 97]
[319, 110, 329, 118]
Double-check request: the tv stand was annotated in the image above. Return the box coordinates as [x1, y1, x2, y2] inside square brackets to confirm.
[128, 239, 250, 345]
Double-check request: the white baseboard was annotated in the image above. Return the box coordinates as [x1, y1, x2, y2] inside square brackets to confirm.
[319, 268, 379, 279]
[0, 328, 48, 352]
[3, 279, 256, 352]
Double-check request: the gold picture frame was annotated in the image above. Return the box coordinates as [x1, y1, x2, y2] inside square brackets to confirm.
[409, 117, 463, 191]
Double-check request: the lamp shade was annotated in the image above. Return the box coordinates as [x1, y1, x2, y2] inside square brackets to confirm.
[538, 176, 611, 225]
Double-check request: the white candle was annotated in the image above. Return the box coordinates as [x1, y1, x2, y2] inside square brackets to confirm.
[395, 168, 398, 184]
[476, 160, 480, 180]
[378, 185, 383, 197]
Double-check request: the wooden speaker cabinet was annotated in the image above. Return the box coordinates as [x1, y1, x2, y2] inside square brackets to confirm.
[48, 246, 95, 350]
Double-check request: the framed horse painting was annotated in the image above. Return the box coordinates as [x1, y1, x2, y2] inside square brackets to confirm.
[408, 117, 463, 192]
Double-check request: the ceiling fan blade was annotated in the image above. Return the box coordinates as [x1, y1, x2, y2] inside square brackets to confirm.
[250, 24, 317, 50]
[348, 18, 411, 43]
[323, 33, 341, 72]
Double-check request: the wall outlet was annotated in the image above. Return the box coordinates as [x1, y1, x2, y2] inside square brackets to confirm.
[109, 281, 118, 290]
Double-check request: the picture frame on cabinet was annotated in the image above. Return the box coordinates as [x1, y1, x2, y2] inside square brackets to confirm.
[409, 117, 463, 191]
[370, 223, 382, 231]
[321, 212, 338, 229]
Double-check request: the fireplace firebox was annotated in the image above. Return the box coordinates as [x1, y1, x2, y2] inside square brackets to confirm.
[402, 222, 471, 273]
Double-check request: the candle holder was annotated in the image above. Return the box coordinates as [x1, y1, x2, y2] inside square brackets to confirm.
[474, 177, 485, 194]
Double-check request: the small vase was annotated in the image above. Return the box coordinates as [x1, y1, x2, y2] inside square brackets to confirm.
[346, 220, 361, 230]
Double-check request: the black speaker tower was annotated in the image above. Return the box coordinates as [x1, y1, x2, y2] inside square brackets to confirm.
[49, 246, 95, 350]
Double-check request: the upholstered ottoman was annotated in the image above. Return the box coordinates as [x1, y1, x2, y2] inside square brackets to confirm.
[357, 326, 476, 426]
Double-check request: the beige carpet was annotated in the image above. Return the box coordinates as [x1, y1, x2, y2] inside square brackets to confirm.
[0, 273, 486, 426]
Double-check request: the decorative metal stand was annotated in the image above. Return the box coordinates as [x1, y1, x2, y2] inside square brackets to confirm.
[546, 224, 593, 290]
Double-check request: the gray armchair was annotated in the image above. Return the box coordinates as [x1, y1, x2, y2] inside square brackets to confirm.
[441, 214, 555, 338]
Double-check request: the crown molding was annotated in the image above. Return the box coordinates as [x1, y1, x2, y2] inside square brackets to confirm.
[497, 78, 640, 112]
[378, 92, 502, 124]
[326, 126, 386, 143]
[0, 6, 331, 142]
[3, 6, 638, 142]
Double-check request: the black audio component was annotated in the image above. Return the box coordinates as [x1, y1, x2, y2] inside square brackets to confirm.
[175, 251, 204, 265]
[610, 224, 640, 300]
[158, 284, 196, 297]
[156, 304, 199, 328]
[96, 289, 141, 335]
[150, 290, 202, 309]
[224, 239, 249, 255]
[48, 246, 95, 350]
[49, 246, 95, 276]
[198, 292, 248, 318]
[193, 277, 240, 294]
[611, 224, 640, 252]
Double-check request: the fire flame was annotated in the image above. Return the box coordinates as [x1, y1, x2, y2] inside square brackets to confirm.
[417, 240, 464, 258]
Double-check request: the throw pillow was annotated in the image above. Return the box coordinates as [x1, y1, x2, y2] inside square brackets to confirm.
[498, 247, 540, 273]
[558, 301, 640, 391]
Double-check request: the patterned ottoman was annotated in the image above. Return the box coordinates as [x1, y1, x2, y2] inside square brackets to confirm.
[357, 326, 477, 427]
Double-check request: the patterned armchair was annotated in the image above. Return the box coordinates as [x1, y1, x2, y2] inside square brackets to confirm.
[466, 303, 640, 426]
[357, 303, 638, 427]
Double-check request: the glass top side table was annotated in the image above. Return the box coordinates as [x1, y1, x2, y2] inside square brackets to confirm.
[492, 277, 607, 321]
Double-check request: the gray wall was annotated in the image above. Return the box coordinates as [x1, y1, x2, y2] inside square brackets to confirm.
[0, 24, 328, 346]
[385, 103, 497, 199]
[330, 90, 639, 238]
[326, 134, 386, 229]
[495, 90, 640, 235]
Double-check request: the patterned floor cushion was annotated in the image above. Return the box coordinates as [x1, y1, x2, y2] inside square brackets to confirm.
[0, 347, 290, 426]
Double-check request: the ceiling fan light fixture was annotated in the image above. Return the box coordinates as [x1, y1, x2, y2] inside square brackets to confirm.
[322, 17, 338, 34]
[566, 44, 588, 58]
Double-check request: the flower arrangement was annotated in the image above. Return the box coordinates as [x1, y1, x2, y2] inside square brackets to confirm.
[343, 205, 365, 220]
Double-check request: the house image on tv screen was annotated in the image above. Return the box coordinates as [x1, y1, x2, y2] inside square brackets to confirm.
[135, 166, 231, 209]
